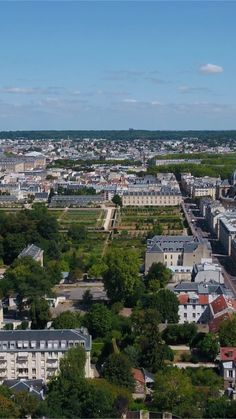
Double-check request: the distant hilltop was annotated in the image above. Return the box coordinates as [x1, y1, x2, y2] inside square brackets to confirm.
[0, 130, 236, 141]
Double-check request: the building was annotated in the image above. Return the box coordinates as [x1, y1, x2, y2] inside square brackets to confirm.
[0, 329, 92, 383]
[122, 190, 182, 207]
[145, 235, 212, 274]
[208, 295, 236, 332]
[18, 244, 44, 267]
[49, 194, 105, 208]
[192, 262, 224, 284]
[177, 292, 209, 324]
[219, 214, 236, 255]
[220, 347, 236, 389]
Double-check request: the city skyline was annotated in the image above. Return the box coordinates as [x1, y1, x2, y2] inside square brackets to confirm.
[0, 1, 235, 130]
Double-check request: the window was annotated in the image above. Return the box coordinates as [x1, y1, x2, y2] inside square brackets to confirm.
[48, 341, 53, 349]
[193, 313, 196, 318]
[184, 313, 187, 318]
[229, 370, 233, 378]
[184, 305, 187, 309]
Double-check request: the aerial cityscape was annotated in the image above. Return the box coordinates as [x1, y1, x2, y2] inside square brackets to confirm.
[1, 1, 236, 418]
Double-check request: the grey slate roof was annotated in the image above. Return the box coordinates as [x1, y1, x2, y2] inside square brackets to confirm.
[174, 280, 233, 297]
[0, 329, 91, 351]
[3, 379, 45, 399]
[146, 235, 198, 253]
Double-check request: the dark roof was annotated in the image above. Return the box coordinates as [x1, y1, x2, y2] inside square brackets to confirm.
[0, 329, 91, 351]
[3, 379, 45, 400]
[146, 235, 198, 253]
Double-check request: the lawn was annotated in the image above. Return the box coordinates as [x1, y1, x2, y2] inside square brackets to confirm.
[50, 208, 105, 228]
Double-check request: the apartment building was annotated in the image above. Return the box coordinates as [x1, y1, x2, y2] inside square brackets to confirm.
[145, 235, 212, 274]
[0, 329, 92, 383]
[177, 292, 209, 324]
[219, 214, 236, 255]
[122, 190, 182, 207]
[181, 173, 218, 199]
[192, 262, 224, 284]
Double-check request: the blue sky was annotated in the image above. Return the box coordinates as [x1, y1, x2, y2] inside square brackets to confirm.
[0, 1, 235, 130]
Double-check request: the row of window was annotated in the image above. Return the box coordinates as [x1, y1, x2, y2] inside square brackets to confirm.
[0, 340, 85, 350]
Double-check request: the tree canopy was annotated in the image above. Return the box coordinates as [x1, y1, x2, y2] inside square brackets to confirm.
[103, 249, 142, 304]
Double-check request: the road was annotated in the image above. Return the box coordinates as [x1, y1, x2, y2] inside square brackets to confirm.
[182, 202, 236, 296]
[103, 207, 114, 231]
[55, 281, 107, 301]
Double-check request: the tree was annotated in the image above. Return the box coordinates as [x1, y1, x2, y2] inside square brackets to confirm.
[186, 367, 222, 395]
[88, 262, 107, 279]
[112, 194, 122, 207]
[68, 225, 87, 243]
[2, 257, 52, 308]
[45, 346, 128, 418]
[0, 394, 19, 418]
[30, 298, 51, 329]
[162, 323, 197, 345]
[14, 391, 40, 418]
[192, 333, 219, 361]
[103, 249, 142, 304]
[153, 367, 194, 417]
[203, 398, 236, 418]
[82, 290, 93, 308]
[103, 353, 135, 390]
[219, 314, 236, 346]
[132, 308, 173, 373]
[3, 233, 26, 264]
[83, 304, 112, 338]
[145, 289, 179, 323]
[52, 311, 81, 329]
[146, 262, 172, 289]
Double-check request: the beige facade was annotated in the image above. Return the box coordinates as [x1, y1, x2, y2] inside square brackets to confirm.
[193, 186, 216, 200]
[122, 191, 182, 207]
[219, 216, 236, 256]
[145, 235, 212, 274]
[0, 329, 92, 383]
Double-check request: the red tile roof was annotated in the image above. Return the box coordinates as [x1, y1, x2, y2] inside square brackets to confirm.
[178, 294, 209, 305]
[209, 312, 232, 333]
[220, 347, 236, 362]
[178, 294, 188, 304]
[132, 368, 145, 384]
[210, 295, 236, 315]
[199, 295, 209, 305]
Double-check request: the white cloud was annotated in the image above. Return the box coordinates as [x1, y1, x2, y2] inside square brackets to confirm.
[178, 85, 212, 94]
[199, 63, 223, 74]
[1, 87, 39, 94]
[122, 98, 138, 103]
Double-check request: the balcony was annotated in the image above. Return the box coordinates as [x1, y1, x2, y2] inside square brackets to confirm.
[47, 363, 58, 369]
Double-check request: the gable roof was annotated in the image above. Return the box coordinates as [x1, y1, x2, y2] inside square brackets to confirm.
[3, 379, 45, 399]
[210, 295, 236, 316]
[209, 312, 232, 333]
[220, 347, 236, 362]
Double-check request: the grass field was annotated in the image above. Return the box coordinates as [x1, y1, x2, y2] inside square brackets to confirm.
[49, 208, 105, 228]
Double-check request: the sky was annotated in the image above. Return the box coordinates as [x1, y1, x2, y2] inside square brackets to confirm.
[0, 1, 236, 130]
